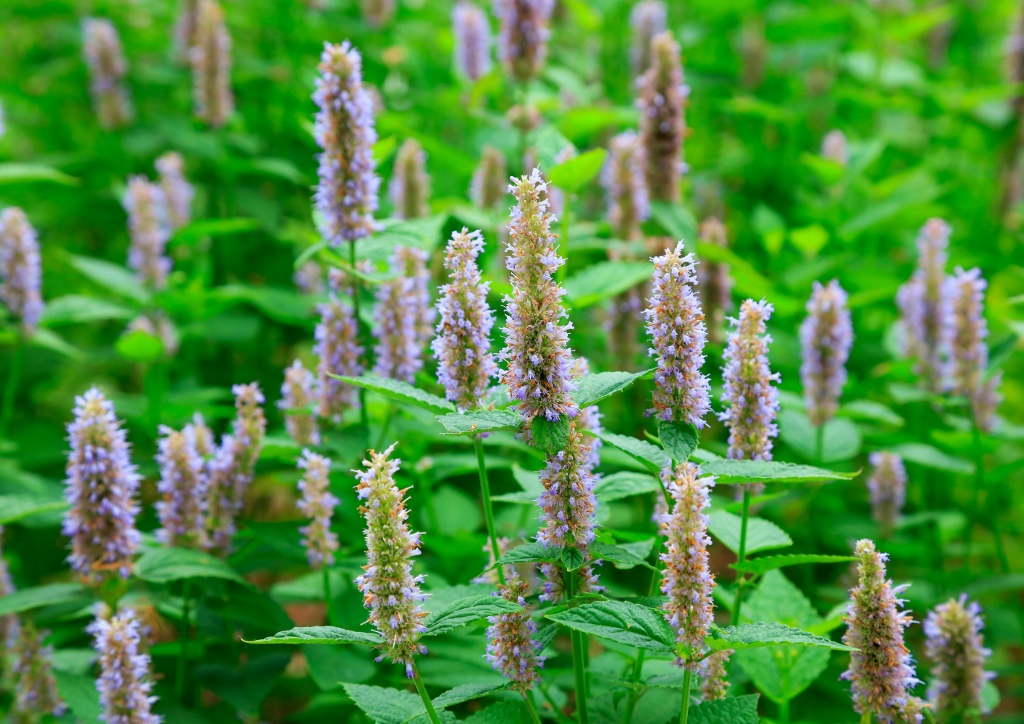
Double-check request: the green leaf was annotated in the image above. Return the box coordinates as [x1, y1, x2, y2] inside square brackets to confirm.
[0, 582, 91, 617]
[171, 218, 261, 245]
[699, 459, 857, 484]
[0, 494, 68, 525]
[53, 671, 102, 723]
[574, 368, 655, 409]
[463, 701, 532, 724]
[422, 594, 524, 637]
[68, 255, 150, 303]
[196, 653, 290, 717]
[563, 261, 654, 308]
[401, 683, 509, 723]
[659, 421, 698, 463]
[594, 472, 661, 501]
[839, 400, 904, 427]
[592, 430, 670, 474]
[332, 374, 454, 414]
[779, 409, 862, 463]
[546, 600, 675, 652]
[708, 622, 854, 652]
[731, 554, 857, 576]
[0, 163, 79, 186]
[244, 626, 383, 646]
[40, 295, 136, 327]
[561, 546, 585, 571]
[134, 547, 248, 585]
[488, 542, 562, 570]
[342, 684, 424, 724]
[532, 414, 570, 455]
[590, 542, 657, 571]
[436, 409, 522, 436]
[888, 443, 974, 475]
[648, 201, 698, 242]
[303, 643, 374, 688]
[547, 147, 608, 192]
[707, 510, 793, 555]
[689, 695, 761, 724]
[116, 328, 164, 362]
[214, 284, 314, 326]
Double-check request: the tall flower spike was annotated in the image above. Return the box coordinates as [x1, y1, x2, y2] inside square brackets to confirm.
[279, 359, 320, 447]
[313, 41, 381, 246]
[494, 0, 555, 83]
[696, 217, 732, 344]
[660, 462, 715, 670]
[123, 177, 171, 290]
[572, 357, 603, 472]
[432, 228, 498, 410]
[173, 0, 199, 64]
[896, 218, 953, 392]
[453, 2, 492, 81]
[0, 207, 44, 331]
[191, 0, 233, 128]
[316, 294, 364, 422]
[700, 650, 732, 701]
[294, 260, 325, 295]
[155, 152, 193, 231]
[866, 452, 907, 539]
[297, 450, 339, 569]
[644, 240, 711, 427]
[603, 131, 649, 241]
[88, 610, 161, 724]
[924, 595, 994, 718]
[389, 139, 431, 220]
[82, 19, 132, 129]
[821, 130, 849, 166]
[639, 32, 688, 203]
[948, 267, 1001, 431]
[470, 146, 508, 212]
[842, 539, 925, 724]
[362, 0, 395, 27]
[500, 169, 578, 425]
[800, 280, 853, 426]
[0, 526, 15, 661]
[63, 388, 141, 581]
[354, 445, 429, 677]
[10, 621, 66, 720]
[630, 1, 667, 74]
[485, 574, 544, 691]
[373, 246, 434, 383]
[155, 420, 208, 550]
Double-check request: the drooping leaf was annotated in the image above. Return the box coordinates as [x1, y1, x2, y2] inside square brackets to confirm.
[422, 595, 524, 637]
[659, 421, 698, 463]
[436, 409, 522, 436]
[487, 542, 562, 570]
[590, 542, 657, 571]
[574, 368, 654, 409]
[699, 459, 857, 484]
[689, 694, 761, 724]
[462, 700, 532, 724]
[68, 255, 150, 303]
[594, 472, 662, 501]
[303, 643, 375, 689]
[592, 430, 670, 474]
[244, 626, 383, 646]
[888, 443, 974, 475]
[707, 621, 854, 652]
[563, 261, 654, 308]
[546, 600, 675, 652]
[40, 295, 137, 327]
[0, 494, 68, 525]
[332, 374, 454, 414]
[134, 547, 248, 585]
[0, 163, 79, 186]
[531, 414, 570, 455]
[707, 510, 793, 555]
[547, 147, 608, 192]
[731, 554, 857, 576]
[0, 582, 91, 617]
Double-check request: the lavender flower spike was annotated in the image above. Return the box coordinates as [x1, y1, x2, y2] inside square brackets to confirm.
[313, 41, 381, 246]
[155, 152, 194, 231]
[88, 610, 161, 724]
[191, 0, 233, 128]
[389, 139, 431, 220]
[644, 240, 711, 427]
[373, 246, 434, 383]
[485, 574, 544, 692]
[470, 146, 508, 212]
[800, 280, 853, 426]
[279, 359, 320, 447]
[173, 0, 199, 64]
[842, 539, 925, 724]
[453, 2, 492, 81]
[0, 207, 45, 331]
[362, 0, 395, 27]
[0, 526, 15, 658]
[924, 595, 994, 718]
[297, 450, 339, 569]
[630, 1, 667, 74]
[640, 32, 688, 203]
[659, 462, 715, 670]
[82, 18, 132, 129]
[354, 444, 429, 677]
[494, 0, 555, 83]
[948, 266, 1002, 432]
[432, 228, 498, 410]
[866, 452, 907, 539]
[500, 169, 578, 425]
[63, 388, 141, 581]
[603, 130, 649, 241]
[11, 621, 66, 720]
[700, 650, 732, 701]
[155, 420, 209, 550]
[316, 295, 364, 422]
[696, 217, 732, 344]
[123, 176, 171, 290]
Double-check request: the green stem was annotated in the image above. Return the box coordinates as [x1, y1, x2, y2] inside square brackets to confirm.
[732, 488, 752, 625]
[679, 669, 691, 724]
[176, 580, 191, 701]
[350, 238, 368, 431]
[566, 568, 589, 724]
[540, 684, 574, 724]
[623, 535, 667, 723]
[375, 404, 394, 451]
[778, 698, 790, 723]
[323, 566, 334, 625]
[0, 334, 24, 442]
[557, 193, 571, 283]
[411, 661, 443, 724]
[525, 692, 544, 724]
[814, 423, 824, 466]
[474, 436, 504, 585]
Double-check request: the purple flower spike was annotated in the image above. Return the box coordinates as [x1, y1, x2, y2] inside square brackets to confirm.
[82, 18, 132, 129]
[696, 218, 732, 344]
[924, 595, 994, 717]
[123, 176, 171, 291]
[842, 539, 925, 724]
[866, 452, 907, 539]
[155, 418, 209, 550]
[700, 650, 732, 701]
[453, 3, 492, 81]
[362, 0, 395, 27]
[644, 240, 711, 428]
[0, 207, 44, 331]
[280, 359, 320, 447]
[155, 152, 194, 231]
[191, 0, 233, 128]
[494, 0, 555, 83]
[485, 574, 544, 692]
[11, 621, 66, 720]
[316, 294, 364, 423]
[89, 610, 162, 724]
[630, 1, 667, 74]
[603, 130, 649, 241]
[353, 444, 429, 677]
[659, 462, 715, 671]
[389, 139, 431, 220]
[373, 246, 434, 383]
[63, 388, 141, 581]
[800, 280, 853, 426]
[639, 32, 688, 203]
[948, 266, 1001, 432]
[471, 146, 508, 212]
[313, 41, 381, 246]
[297, 450, 339, 569]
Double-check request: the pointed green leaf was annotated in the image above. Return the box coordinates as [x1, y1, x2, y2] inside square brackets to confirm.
[0, 163, 79, 186]
[171, 218, 261, 245]
[40, 295, 136, 327]
[401, 683, 509, 723]
[487, 542, 562, 571]
[436, 409, 522, 436]
[68, 255, 150, 303]
[699, 459, 857, 484]
[423, 595, 523, 637]
[134, 547, 248, 585]
[563, 261, 654, 308]
[342, 684, 423, 724]
[592, 430, 670, 474]
[730, 554, 857, 576]
[888, 443, 974, 475]
[332, 374, 454, 414]
[590, 542, 657, 571]
[547, 148, 608, 192]
[574, 368, 655, 409]
[689, 694, 761, 724]
[561, 546, 585, 571]
[0, 582, 91, 617]
[532, 414, 570, 455]
[707, 510, 792, 555]
[0, 494, 68, 525]
[244, 626, 383, 646]
[659, 421, 698, 463]
[594, 472, 662, 501]
[546, 600, 675, 652]
[708, 622, 854, 652]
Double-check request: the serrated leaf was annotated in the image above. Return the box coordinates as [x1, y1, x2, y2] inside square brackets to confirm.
[332, 374, 454, 414]
[699, 459, 857, 484]
[563, 261, 654, 308]
[342, 683, 422, 724]
[561, 546, 584, 571]
[546, 600, 675, 652]
[659, 421, 698, 463]
[547, 147, 607, 192]
[0, 582, 91, 617]
[708, 622, 854, 652]
[730, 554, 857, 576]
[532, 414, 570, 454]
[69, 255, 150, 303]
[689, 694, 760, 724]
[487, 542, 562, 570]
[244, 626, 383, 646]
[707, 510, 793, 555]
[436, 409, 522, 435]
[574, 368, 655, 409]
[423, 595, 523, 637]
[463, 700, 532, 724]
[592, 430, 670, 474]
[594, 472, 662, 501]
[0, 494, 68, 525]
[134, 547, 248, 585]
[590, 542, 656, 571]
[401, 683, 509, 723]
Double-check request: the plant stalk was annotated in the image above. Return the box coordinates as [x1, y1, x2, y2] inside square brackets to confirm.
[679, 669, 691, 724]
[525, 692, 544, 724]
[622, 534, 667, 723]
[0, 334, 24, 442]
[557, 193, 571, 283]
[323, 566, 334, 625]
[176, 580, 191, 701]
[566, 567, 589, 723]
[350, 237, 368, 431]
[474, 436, 505, 585]
[411, 661, 443, 724]
[732, 488, 752, 625]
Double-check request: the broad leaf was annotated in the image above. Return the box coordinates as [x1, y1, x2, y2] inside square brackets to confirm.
[532, 414, 570, 455]
[172, 218, 261, 245]
[546, 600, 675, 652]
[423, 595, 523, 637]
[69, 255, 150, 303]
[574, 368, 654, 409]
[53, 671, 102, 723]
[594, 472, 662, 501]
[888, 443, 974, 475]
[707, 510, 793, 555]
[463, 701, 532, 724]
[245, 626, 382, 646]
[689, 694, 760, 724]
[134, 547, 247, 585]
[487, 542, 562, 571]
[332, 374, 454, 414]
[547, 147, 607, 192]
[40, 295, 136, 326]
[0, 582, 91, 617]
[401, 682, 508, 723]
[779, 409, 862, 463]
[731, 554, 857, 576]
[0, 494, 68, 525]
[564, 261, 654, 308]
[659, 421, 698, 463]
[0, 163, 79, 186]
[708, 622, 854, 652]
[116, 329, 164, 362]
[561, 546, 585, 571]
[436, 409, 522, 436]
[699, 459, 857, 484]
[196, 653, 290, 717]
[341, 684, 425, 724]
[592, 430, 670, 474]
[590, 542, 657, 571]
